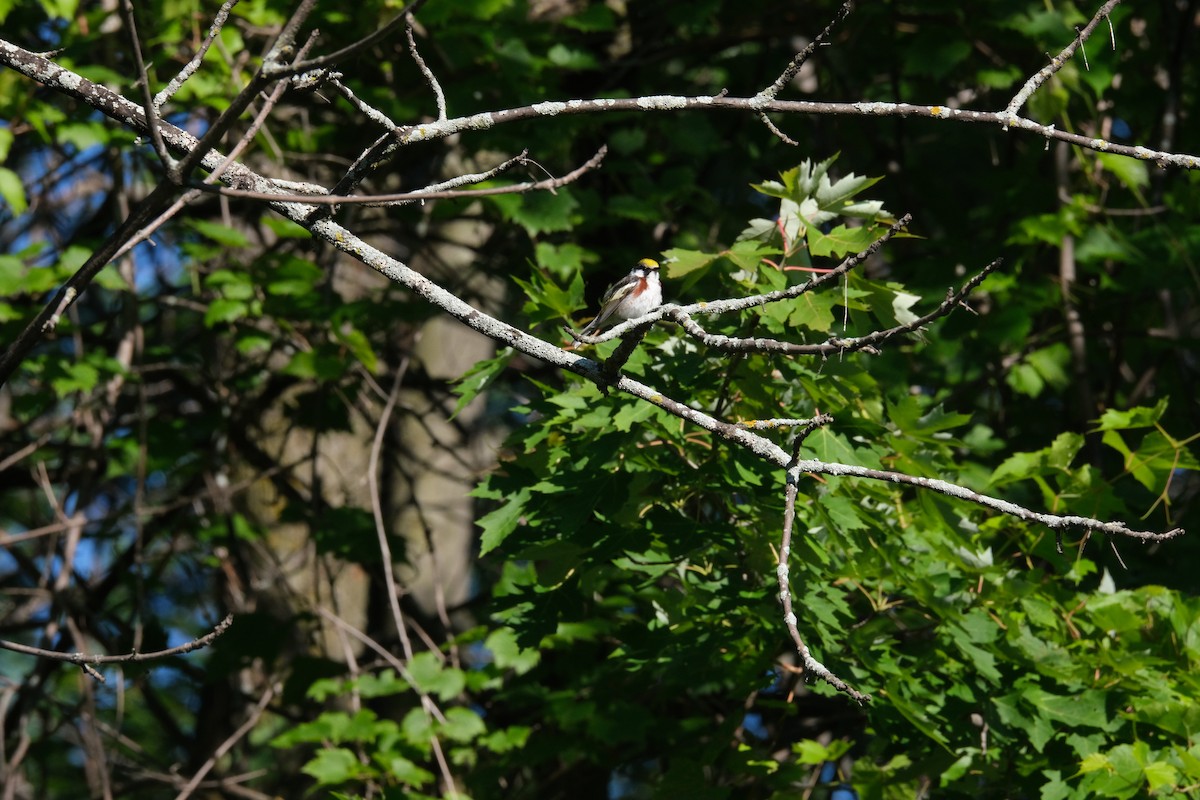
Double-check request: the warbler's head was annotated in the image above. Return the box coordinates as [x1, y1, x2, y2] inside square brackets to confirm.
[635, 258, 660, 273]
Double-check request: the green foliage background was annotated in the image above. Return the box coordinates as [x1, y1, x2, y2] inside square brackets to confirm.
[0, 0, 1197, 798]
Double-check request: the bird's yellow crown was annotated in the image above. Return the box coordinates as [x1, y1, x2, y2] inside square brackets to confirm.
[636, 258, 660, 271]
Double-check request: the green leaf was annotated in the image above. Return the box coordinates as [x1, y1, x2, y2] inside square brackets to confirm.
[990, 432, 1083, 485]
[400, 707, 434, 749]
[515, 266, 584, 324]
[50, 361, 100, 394]
[489, 189, 579, 236]
[792, 738, 852, 765]
[662, 248, 719, 279]
[439, 707, 486, 743]
[380, 756, 434, 786]
[188, 219, 251, 247]
[302, 747, 370, 785]
[1142, 761, 1178, 793]
[266, 260, 323, 295]
[282, 349, 347, 380]
[1005, 345, 1070, 399]
[785, 291, 837, 332]
[477, 487, 532, 554]
[480, 725, 532, 753]
[547, 43, 598, 69]
[333, 325, 378, 374]
[0, 256, 38, 295]
[820, 494, 868, 532]
[1077, 752, 1111, 775]
[1009, 211, 1081, 245]
[1097, 152, 1149, 191]
[453, 349, 511, 419]
[536, 241, 595, 278]
[1094, 401, 1168, 431]
[408, 652, 466, 702]
[612, 400, 656, 433]
[204, 298, 249, 327]
[0, 167, 26, 215]
[485, 627, 541, 674]
[262, 216, 312, 239]
[354, 670, 409, 699]
[1026, 687, 1116, 731]
[806, 224, 877, 258]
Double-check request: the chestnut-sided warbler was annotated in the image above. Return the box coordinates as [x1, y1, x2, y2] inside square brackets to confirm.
[578, 258, 662, 336]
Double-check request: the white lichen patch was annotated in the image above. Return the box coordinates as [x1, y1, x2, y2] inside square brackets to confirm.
[635, 95, 689, 110]
[462, 113, 494, 130]
[532, 101, 567, 115]
[853, 101, 895, 115]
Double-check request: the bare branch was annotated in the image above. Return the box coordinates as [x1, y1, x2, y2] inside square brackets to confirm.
[117, 0, 177, 177]
[154, 0, 240, 110]
[262, 0, 430, 79]
[0, 615, 234, 678]
[267, 0, 317, 60]
[668, 259, 1002, 357]
[328, 77, 399, 131]
[755, 0, 853, 103]
[599, 321, 654, 386]
[788, 414, 834, 455]
[3, 20, 1198, 174]
[1004, 0, 1122, 121]
[757, 111, 799, 146]
[778, 458, 870, 703]
[174, 682, 275, 800]
[790, 459, 1184, 543]
[406, 15, 446, 121]
[316, 608, 448, 724]
[112, 64, 298, 264]
[189, 146, 606, 207]
[736, 417, 832, 431]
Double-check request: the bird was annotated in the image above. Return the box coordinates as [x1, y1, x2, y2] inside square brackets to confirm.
[578, 258, 662, 336]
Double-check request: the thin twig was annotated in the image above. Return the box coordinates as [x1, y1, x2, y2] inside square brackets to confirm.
[789, 414, 834, 453]
[406, 14, 446, 121]
[111, 50, 299, 264]
[198, 146, 605, 207]
[667, 259, 1002, 356]
[1005, 0, 1121, 121]
[368, 359, 415, 660]
[262, 0, 430, 79]
[328, 77, 399, 131]
[758, 111, 799, 145]
[316, 608, 448, 723]
[736, 417, 829, 431]
[173, 683, 275, 800]
[154, 0, 240, 109]
[755, 0, 853, 103]
[364, 361, 460, 794]
[118, 0, 177, 177]
[0, 615, 235, 678]
[778, 458, 870, 703]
